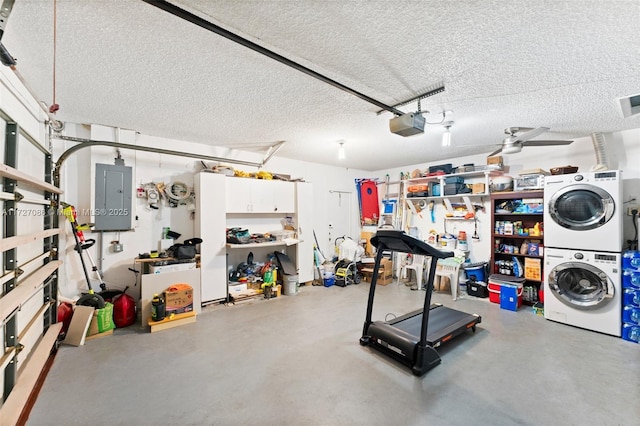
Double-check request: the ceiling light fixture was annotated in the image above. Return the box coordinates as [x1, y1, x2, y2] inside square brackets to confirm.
[338, 141, 345, 160]
[442, 121, 453, 147]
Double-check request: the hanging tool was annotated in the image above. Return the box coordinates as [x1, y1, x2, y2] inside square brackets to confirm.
[472, 216, 480, 240]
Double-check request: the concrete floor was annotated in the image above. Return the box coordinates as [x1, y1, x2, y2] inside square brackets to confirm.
[28, 281, 639, 425]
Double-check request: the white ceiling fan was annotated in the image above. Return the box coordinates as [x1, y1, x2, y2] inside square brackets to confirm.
[488, 127, 573, 156]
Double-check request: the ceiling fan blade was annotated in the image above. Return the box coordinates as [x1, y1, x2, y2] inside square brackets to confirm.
[514, 126, 549, 143]
[522, 140, 573, 147]
[487, 146, 504, 157]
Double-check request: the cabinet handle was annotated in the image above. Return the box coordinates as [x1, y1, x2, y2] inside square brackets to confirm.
[274, 206, 278, 211]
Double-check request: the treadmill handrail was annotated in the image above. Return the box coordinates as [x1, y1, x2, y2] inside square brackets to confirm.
[370, 230, 454, 259]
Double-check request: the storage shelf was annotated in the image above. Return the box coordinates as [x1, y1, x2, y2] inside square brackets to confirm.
[494, 252, 543, 259]
[227, 239, 299, 248]
[491, 191, 545, 301]
[493, 234, 543, 240]
[407, 193, 488, 201]
[405, 169, 502, 184]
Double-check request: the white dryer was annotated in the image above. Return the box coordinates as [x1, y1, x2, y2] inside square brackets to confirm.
[544, 170, 622, 252]
[544, 247, 621, 336]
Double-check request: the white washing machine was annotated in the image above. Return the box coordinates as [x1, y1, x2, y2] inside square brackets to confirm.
[544, 247, 621, 336]
[543, 170, 622, 252]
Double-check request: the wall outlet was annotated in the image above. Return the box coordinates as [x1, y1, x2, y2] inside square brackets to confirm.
[628, 206, 639, 216]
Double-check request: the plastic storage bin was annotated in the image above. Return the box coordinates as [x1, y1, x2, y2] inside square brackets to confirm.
[467, 280, 488, 298]
[464, 264, 487, 282]
[488, 274, 525, 304]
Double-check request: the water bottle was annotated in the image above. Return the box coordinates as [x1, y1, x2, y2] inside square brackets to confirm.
[622, 306, 640, 325]
[623, 269, 640, 290]
[622, 323, 640, 344]
[623, 289, 640, 307]
[151, 293, 166, 321]
[622, 250, 640, 270]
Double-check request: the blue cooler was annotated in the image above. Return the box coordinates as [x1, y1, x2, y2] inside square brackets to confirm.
[464, 263, 487, 282]
[500, 283, 523, 311]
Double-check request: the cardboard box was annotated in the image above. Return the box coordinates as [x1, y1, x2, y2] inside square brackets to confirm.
[472, 183, 486, 194]
[524, 258, 542, 280]
[361, 258, 393, 285]
[165, 284, 194, 315]
[487, 155, 504, 166]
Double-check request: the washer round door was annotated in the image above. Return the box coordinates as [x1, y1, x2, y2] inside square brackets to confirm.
[547, 184, 615, 231]
[548, 262, 615, 310]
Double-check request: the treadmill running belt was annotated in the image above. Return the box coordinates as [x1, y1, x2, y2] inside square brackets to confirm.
[388, 305, 479, 346]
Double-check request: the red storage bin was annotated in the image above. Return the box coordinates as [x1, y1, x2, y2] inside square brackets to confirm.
[488, 274, 525, 305]
[488, 281, 501, 304]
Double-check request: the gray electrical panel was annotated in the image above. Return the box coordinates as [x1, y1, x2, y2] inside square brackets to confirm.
[94, 163, 132, 231]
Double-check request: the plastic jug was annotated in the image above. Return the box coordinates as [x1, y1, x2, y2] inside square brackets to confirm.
[458, 231, 468, 251]
[151, 293, 166, 321]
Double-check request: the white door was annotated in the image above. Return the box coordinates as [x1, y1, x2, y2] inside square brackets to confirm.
[327, 190, 353, 261]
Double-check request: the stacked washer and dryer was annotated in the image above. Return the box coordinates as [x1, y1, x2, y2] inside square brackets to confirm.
[543, 170, 623, 336]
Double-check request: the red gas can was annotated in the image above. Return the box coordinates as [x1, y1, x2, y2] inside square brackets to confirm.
[112, 292, 136, 328]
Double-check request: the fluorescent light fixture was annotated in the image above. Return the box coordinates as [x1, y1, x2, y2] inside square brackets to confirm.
[442, 121, 453, 147]
[338, 141, 345, 160]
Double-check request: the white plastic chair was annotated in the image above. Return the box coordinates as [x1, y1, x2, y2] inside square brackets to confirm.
[401, 254, 431, 290]
[434, 258, 462, 300]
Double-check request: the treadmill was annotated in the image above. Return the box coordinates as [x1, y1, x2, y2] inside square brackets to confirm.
[360, 230, 481, 376]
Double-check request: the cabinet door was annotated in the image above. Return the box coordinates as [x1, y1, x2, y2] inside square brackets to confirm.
[296, 182, 315, 283]
[225, 177, 252, 213]
[275, 180, 295, 213]
[225, 178, 295, 213]
[250, 180, 295, 213]
[196, 173, 228, 302]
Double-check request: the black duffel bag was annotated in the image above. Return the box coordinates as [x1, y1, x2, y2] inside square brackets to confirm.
[169, 237, 202, 259]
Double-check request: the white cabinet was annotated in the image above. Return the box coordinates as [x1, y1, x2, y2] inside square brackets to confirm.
[295, 182, 314, 283]
[194, 172, 228, 303]
[197, 173, 314, 302]
[225, 178, 295, 213]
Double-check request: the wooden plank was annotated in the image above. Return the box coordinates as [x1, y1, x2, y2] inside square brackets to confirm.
[85, 329, 114, 341]
[148, 311, 196, 332]
[18, 302, 54, 341]
[61, 306, 94, 347]
[0, 323, 62, 426]
[0, 163, 63, 194]
[0, 261, 62, 321]
[0, 347, 17, 372]
[0, 229, 62, 254]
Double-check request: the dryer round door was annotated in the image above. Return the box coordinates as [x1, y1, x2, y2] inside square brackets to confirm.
[548, 262, 615, 310]
[547, 184, 615, 231]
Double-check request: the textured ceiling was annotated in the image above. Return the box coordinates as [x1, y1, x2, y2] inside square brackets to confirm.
[3, 0, 640, 170]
